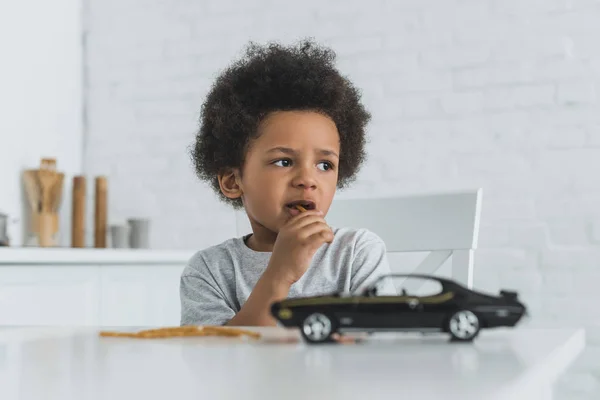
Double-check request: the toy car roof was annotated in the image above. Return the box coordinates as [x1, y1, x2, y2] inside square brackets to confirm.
[370, 273, 460, 286]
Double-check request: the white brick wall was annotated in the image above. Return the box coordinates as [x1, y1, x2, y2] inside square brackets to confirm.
[1, 0, 83, 247]
[84, 0, 600, 397]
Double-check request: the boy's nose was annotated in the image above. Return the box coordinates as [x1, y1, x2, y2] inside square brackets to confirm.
[292, 168, 317, 189]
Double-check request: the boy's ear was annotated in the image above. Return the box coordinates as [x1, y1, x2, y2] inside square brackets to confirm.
[217, 168, 243, 200]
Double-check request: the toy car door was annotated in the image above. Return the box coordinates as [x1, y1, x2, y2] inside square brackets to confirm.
[352, 293, 412, 329]
[390, 276, 449, 329]
[411, 289, 456, 328]
[351, 276, 415, 329]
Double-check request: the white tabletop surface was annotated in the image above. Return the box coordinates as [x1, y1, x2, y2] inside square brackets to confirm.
[0, 326, 585, 400]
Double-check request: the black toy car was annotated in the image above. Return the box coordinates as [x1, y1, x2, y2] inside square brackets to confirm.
[271, 274, 527, 344]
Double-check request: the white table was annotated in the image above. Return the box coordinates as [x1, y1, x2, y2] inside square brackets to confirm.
[0, 326, 585, 400]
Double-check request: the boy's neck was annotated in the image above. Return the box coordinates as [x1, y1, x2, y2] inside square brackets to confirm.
[245, 231, 276, 252]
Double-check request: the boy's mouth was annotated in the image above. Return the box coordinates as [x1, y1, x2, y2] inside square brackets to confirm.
[285, 200, 316, 211]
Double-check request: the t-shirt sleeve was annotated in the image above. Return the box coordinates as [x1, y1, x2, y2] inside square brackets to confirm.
[179, 257, 236, 326]
[349, 230, 394, 294]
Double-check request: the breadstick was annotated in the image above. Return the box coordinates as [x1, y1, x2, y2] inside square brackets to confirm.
[202, 326, 261, 339]
[99, 325, 261, 340]
[99, 331, 139, 338]
[295, 204, 307, 213]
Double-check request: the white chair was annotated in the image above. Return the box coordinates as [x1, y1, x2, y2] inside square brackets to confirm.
[235, 189, 483, 289]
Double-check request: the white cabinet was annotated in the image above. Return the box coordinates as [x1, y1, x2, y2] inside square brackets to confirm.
[0, 249, 194, 327]
[0, 267, 100, 326]
[99, 266, 184, 327]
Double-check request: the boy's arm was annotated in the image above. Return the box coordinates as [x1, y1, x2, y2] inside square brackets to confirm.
[180, 273, 236, 326]
[229, 209, 332, 326]
[225, 269, 290, 327]
[230, 230, 395, 326]
[180, 270, 289, 327]
[349, 230, 394, 294]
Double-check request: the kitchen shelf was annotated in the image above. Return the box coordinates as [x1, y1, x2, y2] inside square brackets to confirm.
[0, 247, 196, 265]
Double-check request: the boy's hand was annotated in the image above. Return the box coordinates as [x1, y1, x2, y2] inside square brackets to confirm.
[265, 209, 334, 286]
[226, 207, 333, 327]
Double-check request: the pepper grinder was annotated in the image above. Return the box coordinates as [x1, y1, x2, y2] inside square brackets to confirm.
[94, 176, 108, 248]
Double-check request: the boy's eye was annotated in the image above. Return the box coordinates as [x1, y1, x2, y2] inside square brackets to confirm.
[317, 161, 334, 171]
[273, 159, 292, 167]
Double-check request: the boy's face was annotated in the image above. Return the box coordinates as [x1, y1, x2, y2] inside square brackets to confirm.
[223, 110, 340, 236]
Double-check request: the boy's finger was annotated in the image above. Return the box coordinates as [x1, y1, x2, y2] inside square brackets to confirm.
[295, 220, 332, 237]
[287, 213, 327, 230]
[288, 209, 323, 221]
[304, 224, 334, 244]
[296, 220, 331, 241]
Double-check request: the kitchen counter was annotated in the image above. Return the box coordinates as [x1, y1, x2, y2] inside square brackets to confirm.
[0, 326, 585, 400]
[0, 248, 193, 327]
[0, 247, 196, 265]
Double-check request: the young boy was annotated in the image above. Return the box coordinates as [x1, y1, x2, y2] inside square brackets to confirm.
[180, 39, 392, 327]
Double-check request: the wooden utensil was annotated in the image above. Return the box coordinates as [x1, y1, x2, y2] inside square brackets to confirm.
[37, 158, 59, 213]
[33, 158, 61, 247]
[41, 158, 56, 171]
[51, 173, 64, 211]
[23, 170, 41, 212]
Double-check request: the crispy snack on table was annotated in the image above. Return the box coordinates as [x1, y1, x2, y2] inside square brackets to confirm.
[99, 325, 261, 339]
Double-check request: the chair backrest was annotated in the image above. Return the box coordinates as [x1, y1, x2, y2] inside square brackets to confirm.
[324, 189, 482, 252]
[235, 189, 483, 288]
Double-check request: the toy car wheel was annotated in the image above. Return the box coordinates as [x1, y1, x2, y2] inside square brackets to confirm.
[301, 313, 336, 343]
[447, 310, 480, 342]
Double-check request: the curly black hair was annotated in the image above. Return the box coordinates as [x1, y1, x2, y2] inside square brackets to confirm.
[191, 38, 372, 209]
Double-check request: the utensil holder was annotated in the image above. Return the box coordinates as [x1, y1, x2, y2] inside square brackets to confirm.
[31, 212, 59, 247]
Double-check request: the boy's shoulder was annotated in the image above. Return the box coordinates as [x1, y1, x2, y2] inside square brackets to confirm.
[330, 226, 386, 249]
[182, 236, 250, 277]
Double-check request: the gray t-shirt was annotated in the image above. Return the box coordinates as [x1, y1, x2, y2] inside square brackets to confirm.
[179, 227, 392, 326]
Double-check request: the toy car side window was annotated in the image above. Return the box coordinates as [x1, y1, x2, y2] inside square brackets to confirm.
[393, 277, 444, 297]
[372, 278, 397, 296]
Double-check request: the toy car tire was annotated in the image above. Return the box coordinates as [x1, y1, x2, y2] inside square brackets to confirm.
[300, 312, 337, 344]
[447, 309, 481, 342]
